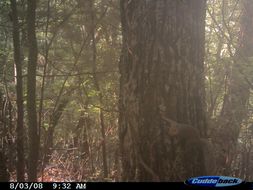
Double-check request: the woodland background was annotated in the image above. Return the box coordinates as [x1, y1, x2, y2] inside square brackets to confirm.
[0, 0, 253, 182]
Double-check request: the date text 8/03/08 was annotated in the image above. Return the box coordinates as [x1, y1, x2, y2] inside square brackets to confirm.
[9, 183, 43, 190]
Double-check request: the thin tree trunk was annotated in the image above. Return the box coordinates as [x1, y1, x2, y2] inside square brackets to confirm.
[38, 0, 50, 148]
[88, 0, 108, 178]
[27, 0, 39, 181]
[43, 99, 68, 165]
[0, 92, 10, 182]
[10, 0, 25, 181]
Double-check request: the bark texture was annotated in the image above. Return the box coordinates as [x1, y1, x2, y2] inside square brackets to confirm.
[119, 0, 207, 181]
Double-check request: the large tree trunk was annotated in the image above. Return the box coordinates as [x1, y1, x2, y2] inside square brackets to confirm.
[27, 0, 39, 181]
[10, 0, 25, 181]
[119, 0, 207, 181]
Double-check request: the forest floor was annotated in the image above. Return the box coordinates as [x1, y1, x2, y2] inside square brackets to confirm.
[9, 151, 118, 182]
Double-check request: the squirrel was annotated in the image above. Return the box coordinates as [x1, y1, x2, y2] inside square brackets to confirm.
[161, 115, 216, 176]
[161, 116, 200, 143]
[158, 105, 200, 142]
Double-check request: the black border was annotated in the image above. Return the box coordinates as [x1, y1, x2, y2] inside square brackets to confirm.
[1, 182, 252, 190]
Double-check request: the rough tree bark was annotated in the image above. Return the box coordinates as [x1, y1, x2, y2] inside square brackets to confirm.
[10, 0, 25, 181]
[27, 0, 39, 181]
[119, 0, 207, 181]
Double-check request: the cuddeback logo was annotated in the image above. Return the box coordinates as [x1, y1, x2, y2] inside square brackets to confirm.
[185, 176, 244, 187]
